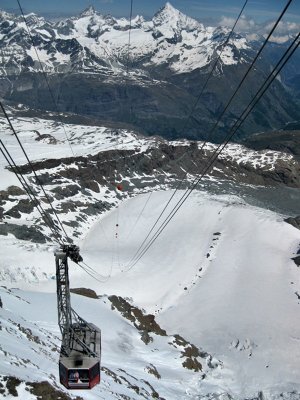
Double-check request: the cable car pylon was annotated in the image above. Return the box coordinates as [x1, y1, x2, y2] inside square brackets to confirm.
[55, 245, 101, 390]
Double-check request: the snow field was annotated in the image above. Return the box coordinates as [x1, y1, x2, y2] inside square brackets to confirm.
[1, 134, 300, 398]
[79, 190, 300, 397]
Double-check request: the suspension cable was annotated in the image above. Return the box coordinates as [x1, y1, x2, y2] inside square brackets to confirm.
[16, 0, 75, 157]
[125, 31, 300, 270]
[126, 0, 134, 75]
[198, 0, 293, 144]
[124, 0, 294, 270]
[0, 101, 72, 243]
[181, 0, 249, 134]
[77, 262, 112, 283]
[0, 140, 63, 244]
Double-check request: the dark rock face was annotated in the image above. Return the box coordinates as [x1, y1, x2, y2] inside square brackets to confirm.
[1, 136, 300, 241]
[108, 295, 218, 374]
[0, 377, 83, 400]
[109, 295, 167, 337]
[285, 216, 300, 230]
[3, 67, 299, 142]
[0, 223, 46, 243]
[242, 130, 300, 158]
[70, 288, 98, 298]
[15, 140, 300, 190]
[292, 256, 300, 266]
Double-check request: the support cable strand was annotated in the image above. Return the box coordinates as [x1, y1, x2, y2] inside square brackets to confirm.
[16, 0, 75, 157]
[125, 32, 300, 270]
[181, 0, 249, 134]
[0, 141, 63, 244]
[0, 101, 71, 243]
[198, 0, 293, 145]
[124, 0, 294, 269]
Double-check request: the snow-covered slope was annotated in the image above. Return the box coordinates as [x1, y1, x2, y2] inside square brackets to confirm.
[1, 190, 300, 399]
[0, 280, 216, 400]
[1, 110, 300, 398]
[82, 190, 300, 398]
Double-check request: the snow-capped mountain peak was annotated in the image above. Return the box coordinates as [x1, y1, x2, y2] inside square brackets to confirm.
[19, 12, 47, 28]
[80, 5, 97, 17]
[153, 1, 203, 34]
[0, 3, 254, 76]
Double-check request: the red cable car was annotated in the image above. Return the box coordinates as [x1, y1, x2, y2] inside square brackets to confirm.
[55, 246, 101, 390]
[59, 322, 101, 390]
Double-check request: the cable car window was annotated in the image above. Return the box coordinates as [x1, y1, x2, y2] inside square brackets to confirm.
[69, 369, 89, 383]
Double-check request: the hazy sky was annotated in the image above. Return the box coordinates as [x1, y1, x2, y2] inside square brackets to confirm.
[1, 0, 300, 24]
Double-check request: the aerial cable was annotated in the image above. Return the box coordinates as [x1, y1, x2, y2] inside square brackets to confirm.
[125, 0, 252, 268]
[77, 262, 112, 283]
[114, 206, 121, 269]
[125, 191, 152, 240]
[0, 140, 63, 244]
[122, 0, 134, 123]
[126, 0, 134, 75]
[105, 0, 135, 269]
[81, 260, 111, 279]
[210, 33, 300, 163]
[16, 0, 75, 157]
[0, 100, 71, 243]
[122, 151, 156, 243]
[0, 140, 61, 243]
[77, 263, 107, 283]
[123, 188, 178, 271]
[128, 33, 300, 268]
[181, 0, 249, 134]
[197, 0, 293, 144]
[126, 32, 300, 269]
[125, 0, 294, 269]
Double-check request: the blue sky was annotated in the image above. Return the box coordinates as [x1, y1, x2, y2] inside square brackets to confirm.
[1, 0, 300, 24]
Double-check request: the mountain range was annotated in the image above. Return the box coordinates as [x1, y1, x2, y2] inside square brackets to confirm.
[0, 2, 299, 140]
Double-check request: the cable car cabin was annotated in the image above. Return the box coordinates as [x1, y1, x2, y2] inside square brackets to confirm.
[59, 322, 101, 390]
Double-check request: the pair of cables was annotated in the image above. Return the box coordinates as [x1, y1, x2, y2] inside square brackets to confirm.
[124, 0, 298, 270]
[0, 101, 71, 245]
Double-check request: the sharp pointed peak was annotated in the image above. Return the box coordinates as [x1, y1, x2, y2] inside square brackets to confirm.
[164, 2, 176, 10]
[159, 2, 179, 14]
[80, 5, 96, 17]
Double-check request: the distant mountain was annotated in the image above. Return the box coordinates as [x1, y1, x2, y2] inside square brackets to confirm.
[0, 2, 299, 140]
[0, 3, 250, 75]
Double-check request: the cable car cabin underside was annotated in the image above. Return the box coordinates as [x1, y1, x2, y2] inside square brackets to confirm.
[59, 322, 101, 389]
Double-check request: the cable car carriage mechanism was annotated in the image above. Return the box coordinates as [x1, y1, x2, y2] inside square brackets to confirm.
[55, 245, 101, 389]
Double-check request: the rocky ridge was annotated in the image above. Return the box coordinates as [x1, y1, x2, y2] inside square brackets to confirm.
[0, 113, 299, 244]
